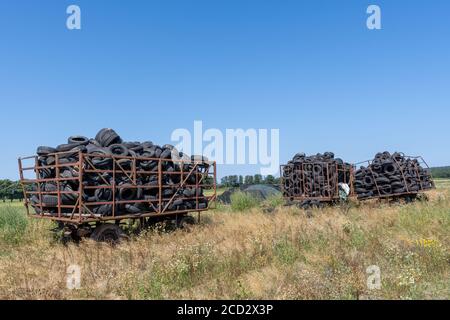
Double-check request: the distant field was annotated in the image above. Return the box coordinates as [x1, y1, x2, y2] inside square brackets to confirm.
[204, 186, 226, 197]
[435, 179, 450, 189]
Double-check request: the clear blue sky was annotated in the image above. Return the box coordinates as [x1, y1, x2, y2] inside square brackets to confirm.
[1, 0, 449, 180]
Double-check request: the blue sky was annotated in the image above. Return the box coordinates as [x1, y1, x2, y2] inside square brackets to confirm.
[0, 0, 449, 180]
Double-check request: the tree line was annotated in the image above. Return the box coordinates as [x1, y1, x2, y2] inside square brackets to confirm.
[0, 180, 23, 202]
[430, 166, 450, 179]
[220, 174, 280, 187]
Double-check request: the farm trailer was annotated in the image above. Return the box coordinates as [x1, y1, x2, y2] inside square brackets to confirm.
[280, 153, 435, 207]
[280, 160, 355, 208]
[353, 153, 435, 202]
[18, 151, 217, 242]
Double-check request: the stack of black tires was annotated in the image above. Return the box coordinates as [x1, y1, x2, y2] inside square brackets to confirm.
[30, 128, 210, 216]
[282, 152, 353, 200]
[354, 152, 434, 199]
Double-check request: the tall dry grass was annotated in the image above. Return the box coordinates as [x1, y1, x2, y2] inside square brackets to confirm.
[0, 189, 448, 300]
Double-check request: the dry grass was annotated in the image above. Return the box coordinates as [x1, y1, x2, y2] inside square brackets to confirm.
[0, 189, 449, 300]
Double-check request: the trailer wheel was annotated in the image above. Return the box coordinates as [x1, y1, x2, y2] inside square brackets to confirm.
[177, 215, 195, 231]
[90, 223, 126, 243]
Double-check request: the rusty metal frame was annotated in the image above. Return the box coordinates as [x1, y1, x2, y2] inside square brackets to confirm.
[18, 151, 217, 225]
[354, 155, 435, 201]
[280, 161, 355, 202]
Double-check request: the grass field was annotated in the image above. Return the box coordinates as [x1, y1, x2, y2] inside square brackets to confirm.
[0, 199, 23, 207]
[435, 179, 450, 189]
[0, 186, 448, 300]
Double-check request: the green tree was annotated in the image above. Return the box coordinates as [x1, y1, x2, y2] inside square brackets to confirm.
[0, 180, 21, 202]
[244, 175, 254, 185]
[264, 175, 276, 185]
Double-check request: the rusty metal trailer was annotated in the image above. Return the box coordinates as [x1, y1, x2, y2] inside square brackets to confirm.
[354, 154, 435, 202]
[18, 151, 216, 242]
[280, 153, 435, 207]
[280, 161, 355, 207]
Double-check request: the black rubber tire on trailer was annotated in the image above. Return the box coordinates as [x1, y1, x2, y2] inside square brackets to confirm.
[68, 136, 89, 145]
[383, 163, 397, 175]
[95, 187, 113, 202]
[43, 183, 57, 192]
[177, 215, 196, 231]
[100, 129, 122, 147]
[119, 185, 137, 201]
[403, 194, 417, 204]
[95, 128, 109, 142]
[42, 195, 58, 207]
[160, 148, 172, 159]
[56, 143, 83, 153]
[375, 176, 390, 185]
[88, 139, 102, 147]
[37, 146, 57, 156]
[108, 144, 129, 156]
[89, 223, 127, 243]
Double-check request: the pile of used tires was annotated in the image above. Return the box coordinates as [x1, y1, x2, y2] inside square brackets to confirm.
[30, 128, 210, 216]
[282, 152, 352, 199]
[354, 151, 434, 199]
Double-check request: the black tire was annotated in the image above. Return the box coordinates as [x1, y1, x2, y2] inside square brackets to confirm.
[141, 141, 154, 148]
[119, 185, 137, 201]
[62, 185, 78, 204]
[37, 146, 57, 156]
[39, 168, 54, 179]
[130, 144, 144, 153]
[313, 164, 322, 175]
[364, 176, 374, 186]
[177, 215, 195, 230]
[90, 224, 125, 243]
[162, 189, 174, 197]
[355, 187, 367, 194]
[94, 187, 113, 202]
[391, 181, 404, 189]
[93, 204, 113, 216]
[160, 148, 172, 159]
[59, 145, 87, 160]
[88, 139, 102, 147]
[94, 128, 110, 144]
[173, 199, 183, 206]
[125, 204, 142, 214]
[56, 143, 82, 153]
[375, 176, 390, 185]
[183, 189, 193, 197]
[383, 163, 397, 175]
[43, 183, 57, 192]
[46, 156, 56, 165]
[42, 195, 58, 207]
[117, 158, 132, 170]
[96, 128, 122, 147]
[108, 144, 129, 156]
[89, 147, 113, 167]
[393, 187, 406, 194]
[379, 185, 392, 195]
[68, 136, 89, 145]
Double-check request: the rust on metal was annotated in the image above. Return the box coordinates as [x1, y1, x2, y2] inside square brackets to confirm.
[18, 151, 217, 225]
